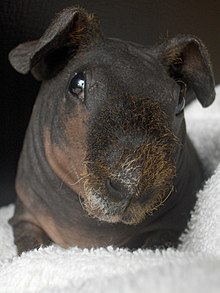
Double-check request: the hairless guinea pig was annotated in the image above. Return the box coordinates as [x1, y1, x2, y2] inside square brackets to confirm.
[8, 6, 215, 255]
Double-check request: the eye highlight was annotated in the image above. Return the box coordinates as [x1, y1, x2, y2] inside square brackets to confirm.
[69, 72, 85, 102]
[175, 80, 186, 115]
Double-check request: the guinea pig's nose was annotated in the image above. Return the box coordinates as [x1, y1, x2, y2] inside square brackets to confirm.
[105, 178, 129, 202]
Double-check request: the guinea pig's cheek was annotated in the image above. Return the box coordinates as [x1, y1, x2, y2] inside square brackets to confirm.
[44, 128, 84, 196]
[43, 106, 89, 197]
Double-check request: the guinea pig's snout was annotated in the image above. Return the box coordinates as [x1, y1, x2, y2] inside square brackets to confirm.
[105, 178, 130, 202]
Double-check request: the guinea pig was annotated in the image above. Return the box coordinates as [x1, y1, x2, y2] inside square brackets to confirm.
[8, 6, 215, 255]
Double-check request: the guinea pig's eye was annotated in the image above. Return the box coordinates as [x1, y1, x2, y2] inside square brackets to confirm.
[69, 72, 85, 102]
[175, 80, 186, 115]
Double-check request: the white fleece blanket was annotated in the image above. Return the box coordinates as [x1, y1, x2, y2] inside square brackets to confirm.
[1, 86, 220, 293]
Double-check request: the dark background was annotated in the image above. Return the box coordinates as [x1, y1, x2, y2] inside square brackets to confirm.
[0, 0, 219, 206]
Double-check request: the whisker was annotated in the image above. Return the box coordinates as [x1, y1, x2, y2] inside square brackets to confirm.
[68, 173, 89, 186]
[78, 192, 85, 210]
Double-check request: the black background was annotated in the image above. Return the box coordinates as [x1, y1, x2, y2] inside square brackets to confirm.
[0, 0, 219, 206]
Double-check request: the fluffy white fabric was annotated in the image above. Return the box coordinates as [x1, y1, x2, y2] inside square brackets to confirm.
[0, 86, 220, 293]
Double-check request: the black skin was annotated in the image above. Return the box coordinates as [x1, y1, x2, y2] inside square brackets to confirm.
[8, 7, 215, 255]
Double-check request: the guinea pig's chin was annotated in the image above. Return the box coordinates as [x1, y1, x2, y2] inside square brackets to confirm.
[83, 202, 145, 225]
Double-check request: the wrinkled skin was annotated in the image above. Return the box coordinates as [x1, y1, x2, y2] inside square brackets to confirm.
[8, 6, 215, 255]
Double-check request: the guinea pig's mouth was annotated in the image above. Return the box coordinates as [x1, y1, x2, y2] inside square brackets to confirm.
[82, 183, 175, 225]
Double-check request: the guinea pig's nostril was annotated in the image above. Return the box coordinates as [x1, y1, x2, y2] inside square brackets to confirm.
[105, 178, 128, 202]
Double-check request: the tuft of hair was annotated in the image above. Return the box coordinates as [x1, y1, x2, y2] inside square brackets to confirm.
[68, 7, 103, 49]
[162, 45, 183, 66]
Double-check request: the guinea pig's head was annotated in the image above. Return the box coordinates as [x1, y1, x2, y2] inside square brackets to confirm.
[9, 7, 215, 224]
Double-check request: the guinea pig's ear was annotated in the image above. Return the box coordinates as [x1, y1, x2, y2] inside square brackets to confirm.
[159, 35, 215, 107]
[8, 6, 102, 80]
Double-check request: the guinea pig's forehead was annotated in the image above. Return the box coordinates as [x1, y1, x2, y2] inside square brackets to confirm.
[67, 40, 175, 101]
[69, 40, 154, 71]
